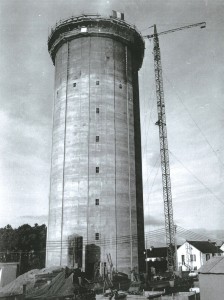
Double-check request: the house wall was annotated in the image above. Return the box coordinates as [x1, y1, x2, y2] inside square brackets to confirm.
[199, 274, 224, 300]
[177, 243, 202, 271]
[0, 263, 18, 287]
[177, 242, 220, 271]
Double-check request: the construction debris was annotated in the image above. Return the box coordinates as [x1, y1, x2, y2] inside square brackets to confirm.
[0, 267, 97, 299]
[0, 269, 40, 296]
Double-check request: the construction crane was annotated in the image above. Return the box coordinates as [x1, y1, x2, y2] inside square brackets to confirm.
[144, 22, 206, 272]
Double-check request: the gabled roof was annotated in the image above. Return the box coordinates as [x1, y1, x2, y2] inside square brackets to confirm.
[187, 241, 223, 254]
[198, 256, 224, 274]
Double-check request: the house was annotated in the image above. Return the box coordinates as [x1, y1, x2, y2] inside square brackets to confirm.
[198, 256, 224, 300]
[0, 262, 19, 287]
[220, 242, 224, 252]
[146, 247, 169, 274]
[177, 241, 223, 271]
[146, 247, 168, 262]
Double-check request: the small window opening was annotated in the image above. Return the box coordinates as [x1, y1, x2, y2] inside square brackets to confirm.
[96, 108, 99, 114]
[119, 83, 122, 89]
[73, 83, 76, 87]
[96, 136, 99, 142]
[96, 167, 99, 173]
[81, 27, 87, 33]
[95, 233, 100, 240]
[96, 81, 100, 85]
[95, 199, 99, 205]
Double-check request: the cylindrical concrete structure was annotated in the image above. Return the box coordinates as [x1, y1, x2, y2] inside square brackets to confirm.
[46, 14, 145, 276]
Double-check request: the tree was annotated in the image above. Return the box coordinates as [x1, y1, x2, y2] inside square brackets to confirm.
[0, 223, 47, 274]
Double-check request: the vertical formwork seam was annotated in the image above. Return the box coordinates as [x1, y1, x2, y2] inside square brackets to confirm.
[80, 38, 85, 271]
[101, 38, 106, 262]
[87, 37, 91, 247]
[46, 51, 58, 265]
[126, 45, 133, 272]
[79, 38, 82, 265]
[60, 41, 70, 265]
[113, 39, 118, 271]
[99, 37, 102, 255]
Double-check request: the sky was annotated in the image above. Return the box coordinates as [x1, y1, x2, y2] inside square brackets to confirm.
[0, 0, 223, 245]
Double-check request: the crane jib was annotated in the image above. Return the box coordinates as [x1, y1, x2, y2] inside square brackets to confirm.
[143, 21, 206, 39]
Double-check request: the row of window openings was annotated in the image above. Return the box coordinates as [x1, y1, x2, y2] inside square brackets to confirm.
[95, 194, 100, 240]
[181, 253, 217, 264]
[93, 82, 104, 241]
[181, 254, 196, 264]
[57, 82, 123, 95]
[73, 82, 123, 88]
[55, 97, 99, 114]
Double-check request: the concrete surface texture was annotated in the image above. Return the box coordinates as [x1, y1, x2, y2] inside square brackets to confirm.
[46, 14, 145, 276]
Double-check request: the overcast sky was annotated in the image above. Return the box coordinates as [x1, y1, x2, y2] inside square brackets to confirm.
[0, 0, 223, 244]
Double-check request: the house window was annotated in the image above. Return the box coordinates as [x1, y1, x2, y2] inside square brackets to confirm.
[181, 255, 185, 265]
[96, 81, 100, 85]
[194, 266, 197, 270]
[206, 254, 210, 261]
[95, 199, 99, 205]
[96, 108, 99, 114]
[190, 254, 196, 262]
[95, 233, 100, 240]
[73, 83, 76, 87]
[96, 167, 99, 173]
[96, 136, 99, 142]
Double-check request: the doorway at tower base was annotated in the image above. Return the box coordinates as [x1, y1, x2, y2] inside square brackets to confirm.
[67, 235, 83, 269]
[85, 244, 101, 280]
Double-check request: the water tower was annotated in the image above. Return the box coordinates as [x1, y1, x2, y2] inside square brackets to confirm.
[46, 13, 145, 276]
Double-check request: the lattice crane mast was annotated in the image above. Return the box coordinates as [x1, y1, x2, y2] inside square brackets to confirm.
[144, 22, 206, 272]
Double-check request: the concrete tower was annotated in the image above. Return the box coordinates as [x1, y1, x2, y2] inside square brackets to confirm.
[46, 14, 145, 276]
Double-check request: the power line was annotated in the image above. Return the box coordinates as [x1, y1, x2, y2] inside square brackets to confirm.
[142, 155, 160, 190]
[141, 89, 157, 157]
[169, 150, 224, 207]
[163, 72, 224, 169]
[1, 226, 222, 254]
[177, 226, 223, 243]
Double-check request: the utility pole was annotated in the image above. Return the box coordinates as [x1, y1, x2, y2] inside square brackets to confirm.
[144, 21, 206, 273]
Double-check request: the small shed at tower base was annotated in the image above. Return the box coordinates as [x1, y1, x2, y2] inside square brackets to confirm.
[198, 256, 224, 300]
[0, 262, 19, 287]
